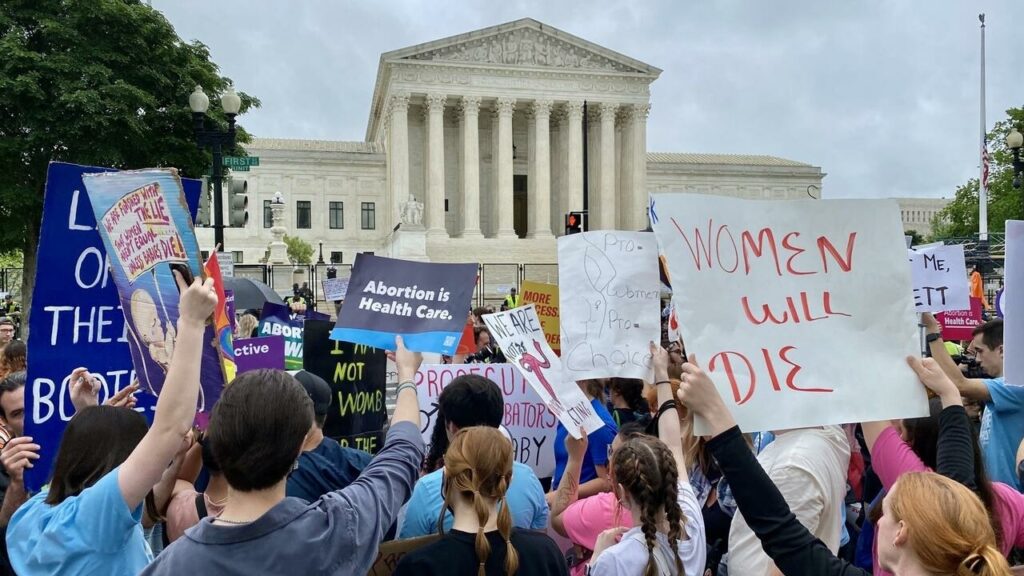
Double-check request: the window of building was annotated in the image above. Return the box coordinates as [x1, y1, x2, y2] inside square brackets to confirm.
[231, 251, 243, 264]
[361, 202, 376, 230]
[297, 201, 311, 229]
[329, 201, 344, 229]
[330, 251, 343, 264]
[263, 200, 273, 228]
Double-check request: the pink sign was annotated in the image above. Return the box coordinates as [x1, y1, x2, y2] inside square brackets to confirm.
[936, 297, 983, 341]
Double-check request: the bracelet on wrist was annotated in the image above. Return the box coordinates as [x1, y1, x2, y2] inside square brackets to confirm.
[396, 381, 417, 395]
[654, 380, 671, 387]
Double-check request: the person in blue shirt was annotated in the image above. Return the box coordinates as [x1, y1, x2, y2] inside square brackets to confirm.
[924, 314, 1024, 489]
[547, 380, 618, 507]
[401, 374, 548, 538]
[7, 274, 218, 575]
[286, 370, 371, 501]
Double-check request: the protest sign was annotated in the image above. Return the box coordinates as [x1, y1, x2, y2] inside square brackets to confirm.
[304, 319, 388, 454]
[483, 305, 605, 439]
[996, 288, 1005, 318]
[331, 254, 476, 355]
[649, 193, 927, 433]
[520, 281, 560, 354]
[25, 162, 200, 492]
[1004, 221, 1022, 387]
[907, 243, 969, 312]
[322, 277, 349, 301]
[257, 302, 329, 370]
[558, 231, 659, 381]
[234, 336, 286, 373]
[367, 534, 440, 576]
[81, 169, 228, 413]
[414, 364, 558, 478]
[936, 298, 983, 341]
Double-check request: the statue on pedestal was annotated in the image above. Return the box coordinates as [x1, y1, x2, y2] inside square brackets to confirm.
[400, 194, 424, 227]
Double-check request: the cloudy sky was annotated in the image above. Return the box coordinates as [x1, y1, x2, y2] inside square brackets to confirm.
[153, 0, 1022, 200]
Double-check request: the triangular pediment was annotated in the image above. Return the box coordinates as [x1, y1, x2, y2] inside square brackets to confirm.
[384, 18, 660, 76]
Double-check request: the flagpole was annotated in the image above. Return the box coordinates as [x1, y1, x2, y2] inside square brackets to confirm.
[979, 13, 988, 242]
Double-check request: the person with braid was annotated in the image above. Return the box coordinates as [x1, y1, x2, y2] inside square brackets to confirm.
[587, 342, 706, 575]
[394, 426, 567, 576]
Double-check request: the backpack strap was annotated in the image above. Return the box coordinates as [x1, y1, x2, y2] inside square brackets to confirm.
[195, 492, 208, 519]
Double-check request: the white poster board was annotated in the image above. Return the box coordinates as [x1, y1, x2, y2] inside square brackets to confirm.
[1004, 221, 1023, 387]
[413, 363, 558, 478]
[557, 231, 660, 381]
[322, 277, 349, 301]
[649, 193, 928, 433]
[907, 244, 969, 312]
[483, 305, 605, 438]
[216, 251, 234, 278]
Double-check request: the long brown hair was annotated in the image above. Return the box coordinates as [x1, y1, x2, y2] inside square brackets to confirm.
[888, 472, 1010, 576]
[612, 434, 687, 576]
[439, 426, 519, 576]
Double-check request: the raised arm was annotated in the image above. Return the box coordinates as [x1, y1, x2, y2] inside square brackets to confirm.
[118, 273, 217, 509]
[550, 429, 587, 537]
[907, 355, 977, 491]
[391, 335, 422, 428]
[654, 343, 687, 484]
[922, 313, 990, 402]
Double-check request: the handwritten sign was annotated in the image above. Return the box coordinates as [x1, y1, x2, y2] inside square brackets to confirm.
[936, 298, 983, 341]
[907, 243, 969, 312]
[322, 277, 349, 301]
[1004, 221, 1022, 387]
[304, 319, 387, 454]
[414, 364, 558, 478]
[482, 305, 605, 439]
[332, 254, 477, 355]
[649, 193, 927, 433]
[520, 281, 560, 354]
[367, 534, 440, 576]
[234, 336, 285, 373]
[98, 182, 188, 281]
[558, 232, 659, 381]
[25, 163, 199, 492]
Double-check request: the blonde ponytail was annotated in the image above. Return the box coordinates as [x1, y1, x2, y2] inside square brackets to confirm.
[957, 545, 1011, 576]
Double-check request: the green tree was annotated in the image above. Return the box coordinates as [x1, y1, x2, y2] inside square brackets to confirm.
[932, 107, 1024, 239]
[0, 0, 259, 331]
[904, 229, 925, 246]
[284, 235, 314, 265]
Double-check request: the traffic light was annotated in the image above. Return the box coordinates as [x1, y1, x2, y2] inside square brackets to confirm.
[227, 178, 249, 227]
[196, 177, 211, 227]
[565, 211, 585, 235]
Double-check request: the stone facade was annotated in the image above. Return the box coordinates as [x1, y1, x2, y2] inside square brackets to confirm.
[893, 197, 951, 238]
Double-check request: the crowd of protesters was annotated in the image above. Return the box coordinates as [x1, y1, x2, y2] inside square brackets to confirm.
[0, 275, 1018, 576]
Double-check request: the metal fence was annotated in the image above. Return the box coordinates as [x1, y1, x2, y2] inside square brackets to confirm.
[0, 268, 23, 300]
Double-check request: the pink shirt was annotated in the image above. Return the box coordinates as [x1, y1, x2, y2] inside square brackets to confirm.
[561, 492, 634, 576]
[871, 427, 1024, 576]
[164, 489, 226, 543]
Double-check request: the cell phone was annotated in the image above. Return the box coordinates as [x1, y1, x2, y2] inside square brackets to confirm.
[169, 263, 195, 290]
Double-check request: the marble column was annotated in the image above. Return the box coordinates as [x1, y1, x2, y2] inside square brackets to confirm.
[565, 101, 584, 218]
[458, 96, 483, 238]
[630, 104, 651, 230]
[388, 92, 410, 227]
[424, 93, 447, 236]
[492, 97, 516, 238]
[528, 99, 553, 238]
[597, 102, 618, 230]
[619, 107, 635, 230]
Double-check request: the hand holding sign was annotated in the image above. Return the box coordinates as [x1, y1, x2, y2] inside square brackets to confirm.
[68, 367, 101, 411]
[1, 437, 41, 484]
[676, 355, 736, 438]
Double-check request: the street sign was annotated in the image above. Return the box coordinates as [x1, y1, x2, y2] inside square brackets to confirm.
[223, 156, 259, 168]
[228, 165, 250, 172]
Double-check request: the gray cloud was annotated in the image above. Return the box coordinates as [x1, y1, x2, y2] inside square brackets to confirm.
[153, 0, 1023, 199]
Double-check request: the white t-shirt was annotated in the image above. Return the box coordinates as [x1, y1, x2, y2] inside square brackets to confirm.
[589, 482, 706, 576]
[727, 426, 851, 576]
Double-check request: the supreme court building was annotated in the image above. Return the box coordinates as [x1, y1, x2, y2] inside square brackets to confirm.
[200, 18, 828, 268]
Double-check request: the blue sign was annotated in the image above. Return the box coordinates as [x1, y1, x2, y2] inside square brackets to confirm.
[330, 254, 476, 355]
[24, 163, 199, 492]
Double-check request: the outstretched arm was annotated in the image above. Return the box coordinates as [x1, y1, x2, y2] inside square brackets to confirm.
[922, 313, 990, 401]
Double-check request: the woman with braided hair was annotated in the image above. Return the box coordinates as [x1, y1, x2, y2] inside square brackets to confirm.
[587, 343, 706, 575]
[395, 426, 567, 576]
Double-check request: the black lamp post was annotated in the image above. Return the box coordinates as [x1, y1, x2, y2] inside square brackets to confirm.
[1007, 126, 1024, 191]
[189, 85, 241, 250]
[318, 241, 325, 265]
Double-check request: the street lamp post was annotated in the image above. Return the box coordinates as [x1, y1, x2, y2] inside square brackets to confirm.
[1007, 126, 1024, 192]
[189, 85, 241, 250]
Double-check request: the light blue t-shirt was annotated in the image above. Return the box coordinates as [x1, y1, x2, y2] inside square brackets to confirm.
[399, 461, 548, 538]
[980, 377, 1024, 490]
[7, 466, 151, 575]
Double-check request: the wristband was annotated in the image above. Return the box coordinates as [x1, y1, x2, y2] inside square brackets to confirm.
[396, 381, 417, 395]
[654, 380, 671, 387]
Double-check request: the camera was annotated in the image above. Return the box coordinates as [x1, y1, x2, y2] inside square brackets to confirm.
[952, 354, 991, 380]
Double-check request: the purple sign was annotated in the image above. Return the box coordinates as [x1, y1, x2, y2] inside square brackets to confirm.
[225, 289, 236, 331]
[234, 336, 286, 373]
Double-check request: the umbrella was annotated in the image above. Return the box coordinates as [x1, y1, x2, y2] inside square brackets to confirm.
[225, 277, 285, 311]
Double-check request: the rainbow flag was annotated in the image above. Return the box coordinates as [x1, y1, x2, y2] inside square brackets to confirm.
[203, 253, 237, 384]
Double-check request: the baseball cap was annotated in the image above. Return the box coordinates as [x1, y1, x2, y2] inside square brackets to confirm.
[290, 370, 332, 417]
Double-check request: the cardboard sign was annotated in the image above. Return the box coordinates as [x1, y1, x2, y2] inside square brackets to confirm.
[520, 281, 560, 354]
[332, 254, 477, 355]
[482, 305, 605, 439]
[25, 163, 199, 492]
[82, 169, 228, 413]
[936, 298, 984, 342]
[1004, 221, 1023, 387]
[322, 277, 349, 301]
[558, 231, 660, 381]
[907, 244, 969, 312]
[304, 319, 387, 454]
[234, 336, 286, 373]
[414, 364, 558, 478]
[257, 302, 329, 370]
[367, 534, 441, 576]
[649, 193, 927, 433]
